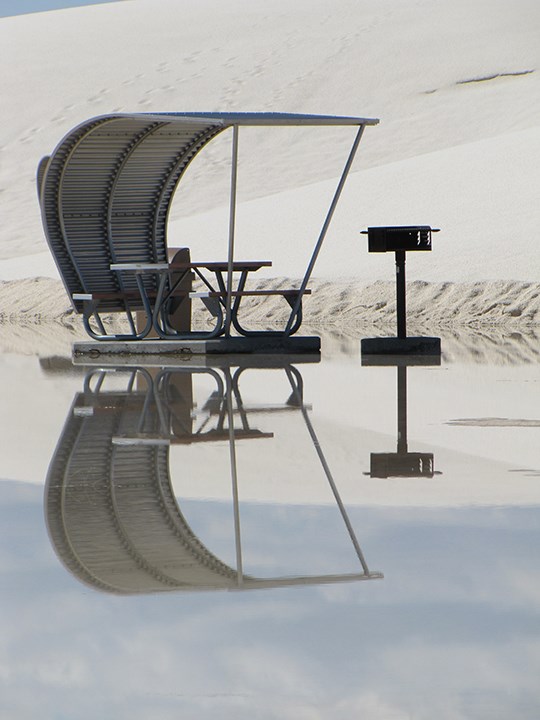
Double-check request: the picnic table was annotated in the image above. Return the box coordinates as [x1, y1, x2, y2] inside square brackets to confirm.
[109, 259, 309, 338]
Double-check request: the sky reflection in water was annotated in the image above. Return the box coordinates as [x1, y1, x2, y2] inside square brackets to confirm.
[1, 331, 540, 718]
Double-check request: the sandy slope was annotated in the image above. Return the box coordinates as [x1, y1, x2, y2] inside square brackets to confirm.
[0, 0, 539, 322]
[170, 126, 540, 283]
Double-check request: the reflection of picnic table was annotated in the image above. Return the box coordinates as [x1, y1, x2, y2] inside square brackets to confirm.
[112, 368, 276, 446]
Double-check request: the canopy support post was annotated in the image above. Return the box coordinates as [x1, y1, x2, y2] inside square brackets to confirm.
[225, 368, 244, 586]
[225, 125, 240, 336]
[284, 367, 371, 576]
[285, 123, 366, 334]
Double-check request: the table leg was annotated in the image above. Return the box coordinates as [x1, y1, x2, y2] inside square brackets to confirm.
[152, 269, 190, 337]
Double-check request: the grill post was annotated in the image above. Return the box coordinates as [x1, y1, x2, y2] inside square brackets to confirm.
[395, 249, 406, 339]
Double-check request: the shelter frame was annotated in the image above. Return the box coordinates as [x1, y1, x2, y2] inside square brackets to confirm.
[38, 112, 379, 340]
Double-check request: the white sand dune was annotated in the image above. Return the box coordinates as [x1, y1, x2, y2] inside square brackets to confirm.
[0, 0, 539, 322]
[171, 126, 540, 283]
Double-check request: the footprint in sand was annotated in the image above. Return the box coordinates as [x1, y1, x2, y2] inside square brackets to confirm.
[184, 51, 202, 64]
[88, 89, 109, 104]
[122, 73, 145, 86]
[19, 127, 42, 144]
[247, 62, 266, 78]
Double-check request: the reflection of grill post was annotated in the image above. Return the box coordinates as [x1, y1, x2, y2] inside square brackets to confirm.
[136, 247, 193, 336]
[397, 365, 407, 454]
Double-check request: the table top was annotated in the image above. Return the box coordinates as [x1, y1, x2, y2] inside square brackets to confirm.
[169, 260, 272, 271]
[110, 260, 272, 273]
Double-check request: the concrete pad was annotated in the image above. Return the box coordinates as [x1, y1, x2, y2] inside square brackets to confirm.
[361, 336, 441, 357]
[73, 335, 321, 360]
[72, 352, 321, 369]
[361, 353, 441, 367]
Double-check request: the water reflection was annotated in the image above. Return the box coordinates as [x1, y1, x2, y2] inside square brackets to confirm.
[315, 325, 540, 364]
[362, 355, 441, 478]
[45, 359, 382, 594]
[3, 339, 540, 717]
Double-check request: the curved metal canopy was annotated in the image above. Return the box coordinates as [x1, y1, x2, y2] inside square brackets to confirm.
[38, 112, 378, 311]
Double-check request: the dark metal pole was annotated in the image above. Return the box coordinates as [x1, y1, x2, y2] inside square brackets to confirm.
[397, 365, 408, 455]
[395, 250, 406, 339]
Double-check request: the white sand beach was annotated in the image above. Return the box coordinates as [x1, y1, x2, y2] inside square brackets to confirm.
[0, 0, 539, 333]
[2, 8, 540, 718]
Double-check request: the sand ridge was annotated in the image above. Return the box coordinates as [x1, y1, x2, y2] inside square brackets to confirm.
[2, 275, 540, 358]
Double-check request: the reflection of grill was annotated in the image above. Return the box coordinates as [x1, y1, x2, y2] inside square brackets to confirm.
[46, 365, 382, 594]
[370, 452, 435, 478]
[363, 362, 441, 479]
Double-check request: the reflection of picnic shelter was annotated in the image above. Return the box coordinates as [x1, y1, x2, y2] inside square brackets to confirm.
[38, 112, 378, 351]
[45, 362, 382, 594]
